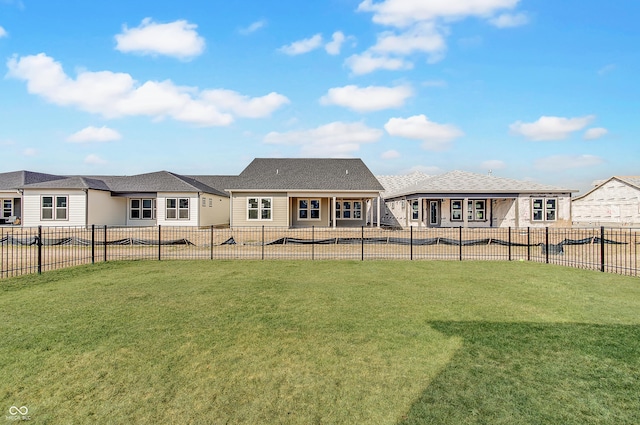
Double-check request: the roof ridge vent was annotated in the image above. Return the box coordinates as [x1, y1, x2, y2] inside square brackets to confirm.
[346, 169, 349, 175]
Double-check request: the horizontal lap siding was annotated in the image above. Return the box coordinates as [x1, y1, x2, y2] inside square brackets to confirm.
[89, 190, 126, 226]
[199, 194, 230, 227]
[232, 192, 288, 227]
[22, 190, 86, 227]
[157, 193, 200, 227]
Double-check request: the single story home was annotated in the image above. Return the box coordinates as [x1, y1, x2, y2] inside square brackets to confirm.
[572, 176, 640, 227]
[0, 170, 230, 227]
[224, 158, 384, 228]
[376, 170, 577, 228]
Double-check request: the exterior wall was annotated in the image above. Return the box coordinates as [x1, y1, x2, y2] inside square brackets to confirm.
[382, 194, 572, 228]
[22, 189, 87, 227]
[231, 192, 289, 227]
[198, 193, 230, 227]
[572, 181, 640, 227]
[156, 192, 200, 227]
[290, 197, 330, 228]
[88, 190, 126, 226]
[517, 194, 572, 228]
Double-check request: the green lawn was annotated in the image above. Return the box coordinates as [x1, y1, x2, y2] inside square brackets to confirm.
[1, 260, 639, 424]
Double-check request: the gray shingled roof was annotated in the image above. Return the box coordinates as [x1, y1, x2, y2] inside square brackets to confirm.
[0, 170, 66, 190]
[187, 175, 238, 194]
[228, 158, 384, 192]
[21, 176, 111, 191]
[386, 170, 576, 198]
[97, 171, 228, 196]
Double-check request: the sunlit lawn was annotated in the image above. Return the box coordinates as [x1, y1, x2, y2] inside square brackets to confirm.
[1, 260, 639, 424]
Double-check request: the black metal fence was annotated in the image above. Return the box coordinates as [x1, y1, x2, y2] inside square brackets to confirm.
[1, 225, 638, 279]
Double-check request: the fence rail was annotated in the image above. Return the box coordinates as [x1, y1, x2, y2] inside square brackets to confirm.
[1, 225, 639, 279]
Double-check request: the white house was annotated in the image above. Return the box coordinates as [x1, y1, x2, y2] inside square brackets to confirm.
[377, 170, 576, 228]
[572, 176, 640, 227]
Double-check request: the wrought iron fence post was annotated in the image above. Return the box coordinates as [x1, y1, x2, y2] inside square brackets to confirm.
[527, 227, 530, 261]
[361, 226, 364, 261]
[37, 225, 42, 274]
[545, 226, 549, 264]
[91, 224, 95, 264]
[158, 225, 162, 261]
[600, 226, 605, 272]
[508, 227, 512, 261]
[459, 226, 462, 261]
[312, 226, 314, 261]
[262, 226, 264, 260]
[210, 225, 214, 260]
[410, 226, 413, 261]
[104, 225, 108, 262]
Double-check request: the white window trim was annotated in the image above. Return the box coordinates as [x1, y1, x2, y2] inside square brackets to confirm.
[532, 197, 557, 222]
[166, 197, 190, 220]
[467, 200, 486, 221]
[41, 195, 68, 221]
[410, 200, 419, 221]
[247, 197, 273, 221]
[451, 200, 463, 221]
[298, 198, 321, 221]
[2, 199, 13, 219]
[335, 200, 363, 220]
[130, 198, 156, 220]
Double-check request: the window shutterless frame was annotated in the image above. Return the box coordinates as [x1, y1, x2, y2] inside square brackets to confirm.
[41, 195, 68, 221]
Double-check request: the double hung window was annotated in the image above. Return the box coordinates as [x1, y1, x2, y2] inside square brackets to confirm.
[42, 196, 68, 220]
[248, 197, 272, 220]
[532, 198, 557, 221]
[130, 199, 155, 219]
[166, 198, 189, 220]
[298, 199, 320, 220]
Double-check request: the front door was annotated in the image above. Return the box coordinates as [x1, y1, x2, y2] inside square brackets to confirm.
[429, 200, 440, 226]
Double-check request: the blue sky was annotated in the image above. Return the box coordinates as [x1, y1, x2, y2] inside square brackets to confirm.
[1, 0, 638, 193]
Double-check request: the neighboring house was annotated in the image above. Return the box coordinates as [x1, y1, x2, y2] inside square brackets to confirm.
[1, 170, 229, 227]
[0, 171, 66, 225]
[225, 158, 384, 228]
[572, 176, 640, 227]
[378, 170, 576, 228]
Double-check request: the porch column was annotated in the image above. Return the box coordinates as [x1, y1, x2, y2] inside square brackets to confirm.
[418, 197, 424, 227]
[376, 197, 381, 228]
[405, 199, 409, 227]
[463, 197, 469, 228]
[332, 196, 336, 229]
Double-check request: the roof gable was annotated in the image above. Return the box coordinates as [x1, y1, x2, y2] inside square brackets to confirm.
[573, 175, 640, 200]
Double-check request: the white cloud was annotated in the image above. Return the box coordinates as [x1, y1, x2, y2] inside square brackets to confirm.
[345, 52, 412, 75]
[371, 22, 447, 59]
[264, 121, 383, 156]
[325, 31, 346, 55]
[67, 126, 122, 143]
[239, 19, 266, 35]
[279, 34, 323, 55]
[201, 89, 290, 118]
[534, 154, 604, 171]
[384, 114, 463, 151]
[0, 26, 7, 38]
[115, 18, 205, 60]
[320, 85, 413, 112]
[489, 12, 528, 28]
[381, 149, 401, 159]
[84, 154, 107, 165]
[509, 115, 595, 141]
[23, 148, 38, 156]
[357, 0, 520, 27]
[598, 64, 616, 76]
[480, 159, 506, 170]
[583, 127, 608, 140]
[7, 53, 288, 126]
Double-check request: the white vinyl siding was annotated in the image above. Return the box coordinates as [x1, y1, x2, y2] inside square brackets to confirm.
[156, 193, 200, 227]
[231, 193, 288, 227]
[22, 190, 87, 227]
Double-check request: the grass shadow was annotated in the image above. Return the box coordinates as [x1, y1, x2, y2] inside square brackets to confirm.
[398, 321, 640, 425]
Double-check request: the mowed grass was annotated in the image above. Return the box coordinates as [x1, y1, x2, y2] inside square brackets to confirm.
[1, 261, 639, 424]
